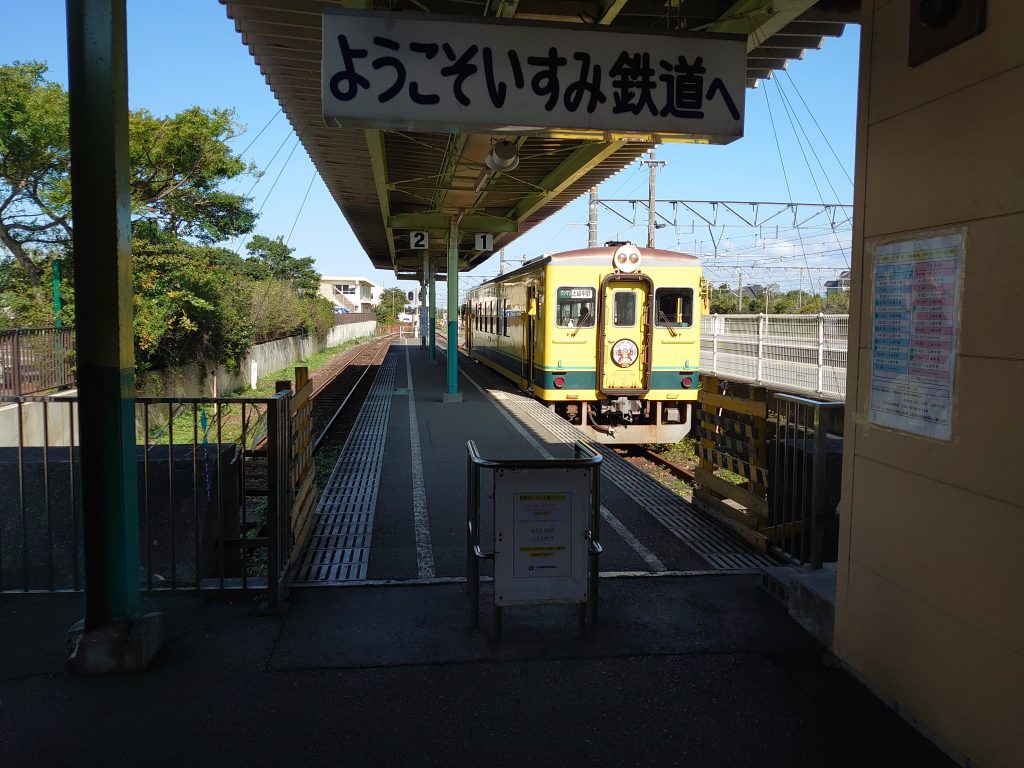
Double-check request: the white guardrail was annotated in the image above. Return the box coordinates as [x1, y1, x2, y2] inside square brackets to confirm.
[699, 314, 848, 402]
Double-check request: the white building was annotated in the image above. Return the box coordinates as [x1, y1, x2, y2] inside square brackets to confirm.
[318, 276, 381, 313]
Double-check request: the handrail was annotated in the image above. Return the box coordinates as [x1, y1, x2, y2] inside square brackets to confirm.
[467, 438, 601, 468]
[773, 393, 844, 408]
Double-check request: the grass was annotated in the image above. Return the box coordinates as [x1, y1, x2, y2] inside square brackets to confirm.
[140, 335, 375, 445]
[226, 335, 373, 398]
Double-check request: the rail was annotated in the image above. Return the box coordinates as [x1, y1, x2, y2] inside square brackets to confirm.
[0, 327, 76, 396]
[700, 314, 848, 401]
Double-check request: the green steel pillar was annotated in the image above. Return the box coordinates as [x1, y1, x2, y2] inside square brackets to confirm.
[66, 0, 161, 672]
[428, 261, 437, 362]
[52, 258, 62, 327]
[444, 219, 463, 402]
[67, 0, 140, 628]
[420, 253, 427, 350]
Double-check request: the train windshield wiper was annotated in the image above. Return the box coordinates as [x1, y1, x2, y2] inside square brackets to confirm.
[658, 309, 678, 337]
[572, 307, 592, 338]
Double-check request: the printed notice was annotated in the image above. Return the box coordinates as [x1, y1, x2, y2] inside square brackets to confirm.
[512, 492, 572, 579]
[868, 232, 963, 440]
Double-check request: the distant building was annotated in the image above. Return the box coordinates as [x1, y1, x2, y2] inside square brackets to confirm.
[319, 276, 380, 313]
[824, 270, 851, 295]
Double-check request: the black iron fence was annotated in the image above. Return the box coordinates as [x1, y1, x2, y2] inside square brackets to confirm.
[0, 327, 76, 396]
[769, 394, 844, 567]
[0, 388, 310, 608]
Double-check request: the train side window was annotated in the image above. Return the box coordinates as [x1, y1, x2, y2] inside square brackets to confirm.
[502, 299, 509, 336]
[654, 288, 694, 328]
[613, 291, 636, 326]
[555, 287, 596, 328]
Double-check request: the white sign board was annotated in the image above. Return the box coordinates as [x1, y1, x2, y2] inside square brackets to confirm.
[493, 467, 591, 606]
[868, 231, 964, 441]
[474, 232, 494, 252]
[410, 231, 428, 250]
[323, 10, 746, 141]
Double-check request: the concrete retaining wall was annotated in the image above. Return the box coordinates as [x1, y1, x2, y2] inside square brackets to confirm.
[139, 320, 377, 398]
[1, 320, 377, 446]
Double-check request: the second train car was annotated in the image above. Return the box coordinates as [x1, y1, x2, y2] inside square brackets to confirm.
[464, 242, 703, 444]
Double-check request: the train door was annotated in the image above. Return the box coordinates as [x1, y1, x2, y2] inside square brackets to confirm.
[525, 285, 537, 391]
[599, 275, 652, 393]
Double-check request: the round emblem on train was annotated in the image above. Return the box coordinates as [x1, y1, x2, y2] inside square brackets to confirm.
[611, 339, 639, 367]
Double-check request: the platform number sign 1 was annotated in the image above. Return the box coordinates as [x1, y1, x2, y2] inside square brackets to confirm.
[410, 231, 428, 250]
[475, 233, 494, 252]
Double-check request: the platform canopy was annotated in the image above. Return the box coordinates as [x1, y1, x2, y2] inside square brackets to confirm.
[222, 0, 857, 279]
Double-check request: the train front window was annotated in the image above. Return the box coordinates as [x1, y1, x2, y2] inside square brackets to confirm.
[654, 288, 694, 327]
[613, 291, 636, 327]
[556, 287, 596, 328]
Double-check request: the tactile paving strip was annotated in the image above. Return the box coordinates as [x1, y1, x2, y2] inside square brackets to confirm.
[469, 366, 774, 571]
[290, 352, 396, 584]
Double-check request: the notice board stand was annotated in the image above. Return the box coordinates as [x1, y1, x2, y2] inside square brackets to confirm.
[467, 440, 602, 640]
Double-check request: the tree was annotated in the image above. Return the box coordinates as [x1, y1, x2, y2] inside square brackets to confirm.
[0, 62, 70, 301]
[129, 106, 256, 243]
[375, 287, 407, 325]
[131, 224, 254, 373]
[1, 62, 258, 324]
[243, 234, 319, 297]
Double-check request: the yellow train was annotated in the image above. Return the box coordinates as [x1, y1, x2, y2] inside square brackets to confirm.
[464, 242, 703, 444]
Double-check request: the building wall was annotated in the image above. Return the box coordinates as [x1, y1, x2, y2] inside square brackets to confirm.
[836, 2, 1024, 766]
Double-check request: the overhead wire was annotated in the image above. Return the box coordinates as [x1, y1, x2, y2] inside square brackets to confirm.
[286, 169, 319, 246]
[236, 137, 301, 254]
[783, 70, 854, 187]
[236, 108, 282, 159]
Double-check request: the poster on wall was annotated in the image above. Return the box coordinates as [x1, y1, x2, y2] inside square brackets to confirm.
[868, 231, 964, 440]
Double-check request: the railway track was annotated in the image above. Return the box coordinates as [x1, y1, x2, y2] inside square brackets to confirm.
[311, 335, 394, 452]
[634, 447, 697, 484]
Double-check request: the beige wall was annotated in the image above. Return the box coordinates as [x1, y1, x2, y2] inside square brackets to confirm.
[836, 2, 1024, 766]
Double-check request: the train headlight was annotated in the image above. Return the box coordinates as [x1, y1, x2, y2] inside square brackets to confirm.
[611, 339, 639, 367]
[612, 243, 642, 273]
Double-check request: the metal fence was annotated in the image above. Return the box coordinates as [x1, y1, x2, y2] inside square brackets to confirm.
[0, 389, 310, 606]
[769, 394, 845, 567]
[700, 314, 848, 401]
[0, 327, 76, 396]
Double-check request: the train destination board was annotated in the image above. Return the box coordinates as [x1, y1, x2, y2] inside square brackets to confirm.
[868, 232, 964, 440]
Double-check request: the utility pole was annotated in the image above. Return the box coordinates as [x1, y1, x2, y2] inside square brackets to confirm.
[639, 151, 666, 248]
[588, 187, 598, 248]
[737, 272, 743, 313]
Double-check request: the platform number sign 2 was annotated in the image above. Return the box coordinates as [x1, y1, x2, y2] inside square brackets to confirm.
[410, 231, 428, 250]
[475, 233, 494, 252]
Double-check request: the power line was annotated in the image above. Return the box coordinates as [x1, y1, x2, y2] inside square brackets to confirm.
[236, 137, 301, 254]
[783, 70, 854, 187]
[236, 108, 282, 159]
[243, 129, 293, 199]
[763, 84, 794, 202]
[286, 169, 318, 246]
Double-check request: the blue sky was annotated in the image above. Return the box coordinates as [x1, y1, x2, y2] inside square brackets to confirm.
[0, 2, 859, 295]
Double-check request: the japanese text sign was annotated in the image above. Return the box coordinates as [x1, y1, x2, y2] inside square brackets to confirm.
[322, 11, 746, 142]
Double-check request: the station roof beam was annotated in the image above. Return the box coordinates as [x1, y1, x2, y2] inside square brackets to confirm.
[222, 0, 857, 278]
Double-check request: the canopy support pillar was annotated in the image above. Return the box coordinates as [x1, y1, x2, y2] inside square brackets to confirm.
[65, 0, 162, 673]
[444, 218, 463, 402]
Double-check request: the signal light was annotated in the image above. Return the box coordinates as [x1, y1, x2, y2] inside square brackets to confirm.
[554, 376, 566, 388]
[682, 375, 693, 387]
